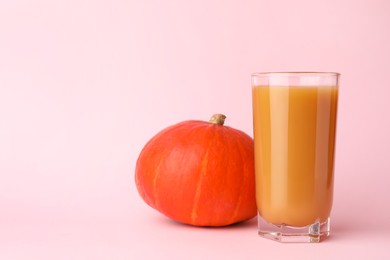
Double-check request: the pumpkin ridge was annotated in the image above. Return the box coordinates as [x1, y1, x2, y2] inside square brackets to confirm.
[228, 130, 247, 223]
[152, 158, 164, 209]
[191, 149, 209, 224]
[151, 123, 194, 210]
[190, 126, 215, 225]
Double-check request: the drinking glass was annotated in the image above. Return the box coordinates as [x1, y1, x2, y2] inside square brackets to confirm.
[251, 72, 339, 242]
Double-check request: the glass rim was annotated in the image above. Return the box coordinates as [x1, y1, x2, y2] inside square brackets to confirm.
[251, 72, 340, 77]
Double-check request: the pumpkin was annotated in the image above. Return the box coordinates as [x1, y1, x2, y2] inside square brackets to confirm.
[135, 114, 256, 226]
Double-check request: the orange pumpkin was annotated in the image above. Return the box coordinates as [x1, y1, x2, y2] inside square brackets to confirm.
[135, 114, 256, 226]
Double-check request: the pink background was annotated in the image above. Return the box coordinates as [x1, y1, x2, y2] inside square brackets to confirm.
[1, 0, 389, 259]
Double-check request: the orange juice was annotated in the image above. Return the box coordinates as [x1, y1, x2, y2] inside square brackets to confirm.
[252, 85, 338, 227]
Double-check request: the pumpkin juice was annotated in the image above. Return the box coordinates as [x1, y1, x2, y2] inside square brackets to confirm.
[252, 85, 338, 227]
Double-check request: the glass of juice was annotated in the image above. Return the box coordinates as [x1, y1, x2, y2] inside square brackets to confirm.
[251, 72, 339, 243]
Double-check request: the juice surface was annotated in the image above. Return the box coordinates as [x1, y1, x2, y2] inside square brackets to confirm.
[252, 85, 338, 227]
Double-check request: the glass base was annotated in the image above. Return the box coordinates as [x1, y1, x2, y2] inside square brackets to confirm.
[257, 213, 330, 243]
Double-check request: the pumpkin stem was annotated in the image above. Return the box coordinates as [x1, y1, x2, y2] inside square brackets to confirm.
[209, 114, 226, 125]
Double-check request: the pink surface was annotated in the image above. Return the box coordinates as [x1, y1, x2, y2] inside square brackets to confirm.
[1, 0, 389, 259]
